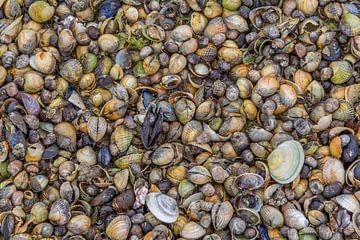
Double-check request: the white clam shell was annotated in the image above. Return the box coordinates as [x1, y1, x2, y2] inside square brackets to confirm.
[145, 192, 179, 223]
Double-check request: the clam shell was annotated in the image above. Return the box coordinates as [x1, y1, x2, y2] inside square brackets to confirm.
[323, 157, 345, 185]
[237, 208, 261, 225]
[30, 52, 56, 74]
[267, 140, 304, 184]
[335, 194, 360, 213]
[332, 100, 356, 122]
[283, 208, 309, 230]
[106, 215, 131, 240]
[180, 221, 206, 239]
[146, 192, 179, 223]
[352, 209, 360, 236]
[236, 173, 264, 190]
[345, 84, 360, 106]
[87, 117, 107, 142]
[204, 17, 227, 39]
[196, 43, 217, 62]
[260, 205, 284, 229]
[211, 201, 234, 230]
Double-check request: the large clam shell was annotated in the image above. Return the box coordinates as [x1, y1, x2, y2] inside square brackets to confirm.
[267, 140, 304, 184]
[145, 192, 179, 223]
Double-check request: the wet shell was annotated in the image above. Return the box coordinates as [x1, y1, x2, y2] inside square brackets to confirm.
[17, 29, 38, 54]
[297, 0, 318, 15]
[224, 15, 249, 33]
[30, 52, 56, 74]
[170, 25, 193, 42]
[87, 116, 107, 142]
[267, 140, 304, 184]
[335, 194, 360, 213]
[145, 192, 179, 223]
[283, 208, 309, 230]
[256, 76, 280, 97]
[330, 61, 353, 84]
[106, 215, 131, 240]
[48, 199, 71, 226]
[332, 100, 355, 122]
[211, 201, 234, 230]
[204, 17, 227, 40]
[111, 125, 134, 153]
[236, 173, 264, 190]
[340, 13, 360, 37]
[196, 43, 217, 62]
[180, 221, 206, 240]
[190, 12, 208, 34]
[28, 1, 55, 23]
[323, 157, 345, 185]
[345, 84, 360, 106]
[260, 205, 284, 229]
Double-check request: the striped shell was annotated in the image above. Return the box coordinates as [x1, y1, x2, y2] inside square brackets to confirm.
[196, 43, 217, 62]
[332, 100, 356, 122]
[204, 17, 227, 39]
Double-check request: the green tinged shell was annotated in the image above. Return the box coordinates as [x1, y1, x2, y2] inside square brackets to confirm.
[28, 1, 55, 23]
[330, 61, 353, 84]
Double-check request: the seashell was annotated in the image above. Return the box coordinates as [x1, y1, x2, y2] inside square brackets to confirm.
[330, 61, 353, 85]
[305, 80, 324, 105]
[98, 0, 121, 19]
[87, 116, 107, 142]
[345, 84, 360, 106]
[224, 15, 249, 33]
[169, 53, 187, 74]
[142, 24, 166, 42]
[170, 25, 193, 42]
[0, 16, 22, 44]
[146, 192, 179, 223]
[222, 0, 242, 10]
[267, 140, 304, 184]
[111, 125, 134, 153]
[256, 76, 279, 97]
[301, 51, 321, 72]
[59, 59, 83, 84]
[353, 209, 360, 236]
[25, 143, 45, 162]
[297, 0, 318, 15]
[332, 100, 355, 122]
[67, 215, 91, 234]
[58, 29, 76, 57]
[188, 166, 211, 185]
[204, 17, 227, 40]
[196, 43, 217, 62]
[111, 144, 142, 164]
[190, 12, 208, 34]
[161, 75, 182, 90]
[151, 143, 175, 166]
[98, 34, 119, 53]
[236, 173, 264, 190]
[180, 221, 206, 240]
[260, 205, 284, 229]
[350, 36, 360, 58]
[48, 199, 71, 226]
[28, 1, 55, 23]
[335, 194, 360, 213]
[76, 146, 97, 166]
[211, 201, 234, 230]
[237, 208, 261, 225]
[106, 215, 131, 240]
[17, 29, 38, 54]
[283, 208, 309, 230]
[307, 210, 328, 226]
[340, 13, 360, 37]
[279, 84, 297, 107]
[30, 52, 56, 74]
[346, 160, 360, 187]
[248, 127, 273, 142]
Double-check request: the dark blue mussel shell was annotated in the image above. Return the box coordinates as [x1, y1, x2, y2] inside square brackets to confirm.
[98, 0, 121, 19]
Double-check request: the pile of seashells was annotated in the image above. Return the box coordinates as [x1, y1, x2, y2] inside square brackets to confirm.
[2, 0, 360, 239]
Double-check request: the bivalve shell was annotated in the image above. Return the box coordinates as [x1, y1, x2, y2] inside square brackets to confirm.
[180, 221, 206, 240]
[106, 215, 131, 240]
[267, 140, 304, 184]
[146, 192, 179, 223]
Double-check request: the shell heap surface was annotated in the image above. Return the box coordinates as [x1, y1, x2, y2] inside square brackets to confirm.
[2, 0, 360, 239]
